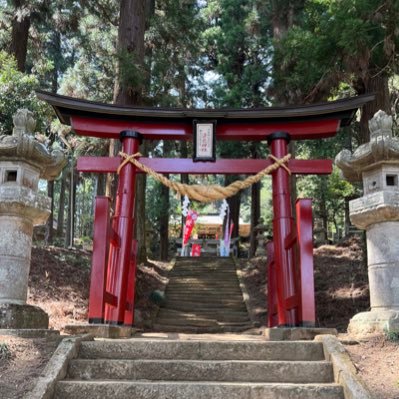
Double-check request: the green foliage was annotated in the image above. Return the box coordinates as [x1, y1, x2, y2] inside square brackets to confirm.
[146, 0, 203, 106]
[0, 342, 11, 361]
[273, 0, 399, 102]
[384, 328, 399, 343]
[0, 51, 51, 134]
[201, 0, 271, 107]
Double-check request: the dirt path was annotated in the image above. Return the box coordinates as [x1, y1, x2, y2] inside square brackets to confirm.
[0, 335, 61, 399]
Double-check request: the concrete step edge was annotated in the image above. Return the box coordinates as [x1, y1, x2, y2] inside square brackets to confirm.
[67, 359, 334, 383]
[55, 380, 344, 399]
[78, 340, 326, 361]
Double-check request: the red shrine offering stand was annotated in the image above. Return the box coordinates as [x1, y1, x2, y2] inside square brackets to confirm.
[38, 90, 374, 327]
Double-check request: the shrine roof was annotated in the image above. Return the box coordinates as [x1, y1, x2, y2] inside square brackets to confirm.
[37, 90, 374, 126]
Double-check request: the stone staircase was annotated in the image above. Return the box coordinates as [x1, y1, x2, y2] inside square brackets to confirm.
[153, 257, 253, 333]
[54, 338, 344, 398]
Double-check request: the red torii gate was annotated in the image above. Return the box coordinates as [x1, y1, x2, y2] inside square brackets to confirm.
[38, 91, 373, 328]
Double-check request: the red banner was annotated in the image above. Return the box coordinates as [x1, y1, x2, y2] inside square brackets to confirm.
[183, 210, 198, 245]
[191, 244, 201, 257]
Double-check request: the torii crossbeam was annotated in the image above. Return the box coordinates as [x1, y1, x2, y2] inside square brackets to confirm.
[38, 91, 374, 328]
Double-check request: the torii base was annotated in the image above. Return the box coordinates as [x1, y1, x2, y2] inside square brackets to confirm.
[264, 327, 338, 341]
[0, 303, 48, 330]
[348, 310, 399, 337]
[64, 323, 138, 339]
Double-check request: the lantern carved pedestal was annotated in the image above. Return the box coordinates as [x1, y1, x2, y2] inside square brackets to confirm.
[0, 110, 66, 329]
[336, 110, 399, 335]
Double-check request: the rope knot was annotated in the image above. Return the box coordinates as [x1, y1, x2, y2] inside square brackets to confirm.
[117, 152, 142, 174]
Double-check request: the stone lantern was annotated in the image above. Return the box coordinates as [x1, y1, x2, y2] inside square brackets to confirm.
[0, 109, 66, 329]
[336, 110, 399, 335]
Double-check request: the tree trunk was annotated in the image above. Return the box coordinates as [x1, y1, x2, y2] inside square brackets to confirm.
[249, 181, 260, 258]
[180, 141, 189, 236]
[96, 173, 106, 196]
[319, 177, 328, 243]
[10, 0, 30, 72]
[65, 164, 77, 248]
[357, 74, 391, 144]
[249, 144, 261, 258]
[111, 0, 148, 263]
[159, 180, 170, 260]
[135, 142, 148, 264]
[51, 31, 61, 92]
[159, 140, 173, 260]
[288, 141, 297, 214]
[225, 175, 241, 239]
[57, 169, 67, 238]
[113, 0, 146, 105]
[45, 181, 54, 244]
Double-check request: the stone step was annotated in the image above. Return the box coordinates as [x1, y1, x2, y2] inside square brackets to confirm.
[158, 308, 249, 316]
[55, 381, 344, 399]
[164, 295, 245, 303]
[175, 257, 234, 263]
[163, 300, 247, 311]
[171, 270, 236, 274]
[168, 280, 240, 290]
[154, 317, 219, 328]
[154, 317, 249, 328]
[78, 340, 325, 361]
[167, 279, 240, 284]
[155, 317, 250, 326]
[67, 359, 334, 383]
[170, 272, 237, 275]
[156, 311, 250, 323]
[170, 269, 237, 273]
[169, 275, 237, 280]
[165, 290, 244, 296]
[166, 284, 241, 295]
[165, 290, 243, 297]
[151, 324, 253, 333]
[170, 275, 238, 278]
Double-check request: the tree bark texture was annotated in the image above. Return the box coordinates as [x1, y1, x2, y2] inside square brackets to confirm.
[45, 181, 54, 244]
[65, 166, 77, 248]
[249, 144, 261, 258]
[111, 0, 148, 262]
[135, 142, 148, 264]
[10, 0, 30, 72]
[225, 175, 241, 239]
[319, 177, 328, 244]
[159, 140, 173, 261]
[249, 181, 260, 258]
[113, 0, 146, 105]
[180, 141, 189, 236]
[56, 169, 67, 238]
[357, 74, 391, 144]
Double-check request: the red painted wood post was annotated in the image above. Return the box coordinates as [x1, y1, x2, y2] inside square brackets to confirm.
[88, 196, 112, 324]
[106, 130, 141, 325]
[296, 198, 316, 326]
[266, 241, 277, 327]
[104, 215, 120, 321]
[124, 239, 138, 326]
[268, 132, 296, 326]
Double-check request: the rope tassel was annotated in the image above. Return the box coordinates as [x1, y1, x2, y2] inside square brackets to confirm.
[117, 151, 292, 203]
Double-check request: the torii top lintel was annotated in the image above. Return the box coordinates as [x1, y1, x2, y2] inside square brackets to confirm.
[37, 91, 374, 141]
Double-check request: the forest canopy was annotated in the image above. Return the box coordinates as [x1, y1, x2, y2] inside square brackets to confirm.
[0, 0, 398, 258]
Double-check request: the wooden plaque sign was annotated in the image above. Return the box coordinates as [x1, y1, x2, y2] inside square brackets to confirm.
[193, 120, 216, 162]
